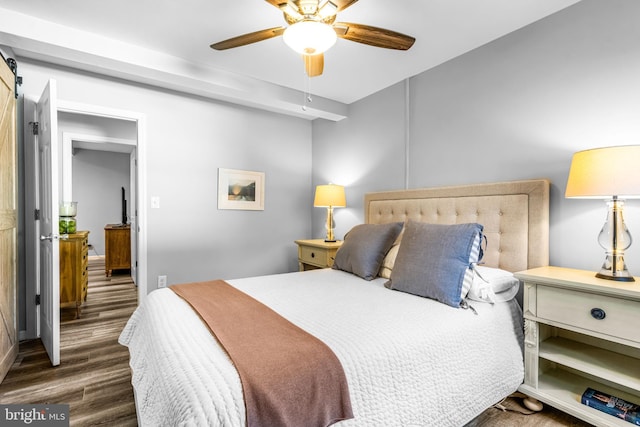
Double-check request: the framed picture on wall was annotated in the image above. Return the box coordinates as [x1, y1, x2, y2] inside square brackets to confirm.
[217, 168, 265, 210]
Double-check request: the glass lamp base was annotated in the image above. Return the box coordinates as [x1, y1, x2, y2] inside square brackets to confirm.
[324, 206, 336, 242]
[596, 272, 635, 282]
[596, 255, 635, 282]
[595, 198, 635, 282]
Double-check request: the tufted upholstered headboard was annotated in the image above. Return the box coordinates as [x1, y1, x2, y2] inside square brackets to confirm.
[364, 179, 550, 273]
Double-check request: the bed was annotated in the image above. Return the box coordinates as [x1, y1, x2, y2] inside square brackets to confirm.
[119, 179, 550, 426]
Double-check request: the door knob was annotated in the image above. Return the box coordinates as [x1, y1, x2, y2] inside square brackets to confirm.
[40, 234, 67, 241]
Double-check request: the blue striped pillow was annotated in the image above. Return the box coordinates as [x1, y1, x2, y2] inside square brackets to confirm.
[386, 221, 485, 308]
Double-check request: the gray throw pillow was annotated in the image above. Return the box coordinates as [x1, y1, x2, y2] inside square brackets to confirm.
[386, 220, 484, 307]
[332, 222, 403, 280]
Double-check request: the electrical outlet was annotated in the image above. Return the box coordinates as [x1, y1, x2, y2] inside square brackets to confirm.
[157, 275, 167, 288]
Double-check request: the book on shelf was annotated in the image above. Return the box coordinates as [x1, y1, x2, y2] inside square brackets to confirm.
[581, 388, 640, 426]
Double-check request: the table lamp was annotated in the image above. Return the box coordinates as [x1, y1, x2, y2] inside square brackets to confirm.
[314, 184, 346, 242]
[565, 145, 640, 281]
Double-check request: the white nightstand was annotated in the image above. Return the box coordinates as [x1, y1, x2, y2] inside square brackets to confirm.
[294, 239, 342, 271]
[515, 266, 640, 427]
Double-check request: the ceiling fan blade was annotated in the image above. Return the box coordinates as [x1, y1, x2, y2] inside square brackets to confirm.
[332, 0, 359, 12]
[304, 54, 324, 77]
[210, 27, 285, 50]
[269, 0, 355, 17]
[264, 0, 286, 10]
[334, 22, 415, 50]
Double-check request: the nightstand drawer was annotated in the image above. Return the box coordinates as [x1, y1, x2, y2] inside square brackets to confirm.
[295, 239, 342, 271]
[537, 285, 640, 344]
[299, 245, 328, 267]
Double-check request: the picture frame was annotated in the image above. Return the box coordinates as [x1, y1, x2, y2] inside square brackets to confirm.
[217, 168, 265, 211]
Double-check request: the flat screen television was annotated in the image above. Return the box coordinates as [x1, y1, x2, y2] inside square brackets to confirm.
[121, 186, 127, 225]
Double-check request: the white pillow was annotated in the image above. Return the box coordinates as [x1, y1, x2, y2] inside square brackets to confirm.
[379, 243, 399, 279]
[467, 265, 520, 304]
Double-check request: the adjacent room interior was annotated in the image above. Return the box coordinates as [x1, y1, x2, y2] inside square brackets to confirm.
[1, 1, 639, 426]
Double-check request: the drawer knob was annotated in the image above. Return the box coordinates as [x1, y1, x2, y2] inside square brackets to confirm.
[311, 252, 315, 258]
[590, 308, 606, 320]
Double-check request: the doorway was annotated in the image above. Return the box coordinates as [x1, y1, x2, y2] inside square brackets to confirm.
[61, 130, 137, 283]
[54, 101, 148, 305]
[24, 87, 148, 366]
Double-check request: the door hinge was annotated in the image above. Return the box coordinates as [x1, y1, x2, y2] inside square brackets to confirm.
[5, 57, 21, 98]
[29, 121, 39, 135]
[34, 209, 40, 220]
[35, 294, 41, 306]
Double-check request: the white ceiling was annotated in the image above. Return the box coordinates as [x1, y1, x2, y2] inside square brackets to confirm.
[0, 0, 582, 119]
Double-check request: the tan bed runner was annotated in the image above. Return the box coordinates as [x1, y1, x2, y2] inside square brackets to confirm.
[171, 280, 353, 427]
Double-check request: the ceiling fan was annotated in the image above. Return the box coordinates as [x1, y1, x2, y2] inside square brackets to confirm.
[210, 0, 415, 77]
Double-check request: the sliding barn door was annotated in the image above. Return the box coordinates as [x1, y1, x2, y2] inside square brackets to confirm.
[0, 59, 18, 382]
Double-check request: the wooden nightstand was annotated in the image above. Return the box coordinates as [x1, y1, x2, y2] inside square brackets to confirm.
[515, 266, 640, 427]
[294, 239, 342, 271]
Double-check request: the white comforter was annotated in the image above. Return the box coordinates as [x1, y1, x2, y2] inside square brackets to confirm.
[119, 268, 524, 427]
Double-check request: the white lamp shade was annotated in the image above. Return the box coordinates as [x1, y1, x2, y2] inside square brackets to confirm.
[314, 184, 346, 207]
[283, 21, 337, 55]
[565, 145, 640, 199]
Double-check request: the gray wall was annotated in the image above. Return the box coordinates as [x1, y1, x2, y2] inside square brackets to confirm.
[18, 59, 312, 298]
[313, 0, 640, 275]
[16, 0, 640, 333]
[72, 149, 130, 255]
[312, 80, 407, 240]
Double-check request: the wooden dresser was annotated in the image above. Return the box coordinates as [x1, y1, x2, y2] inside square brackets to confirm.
[59, 230, 89, 318]
[105, 224, 131, 277]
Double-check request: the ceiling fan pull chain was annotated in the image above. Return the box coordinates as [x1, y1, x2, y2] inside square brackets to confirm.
[302, 62, 312, 111]
[302, 86, 308, 111]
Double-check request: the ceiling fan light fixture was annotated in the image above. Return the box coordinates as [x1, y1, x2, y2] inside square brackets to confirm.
[283, 21, 337, 55]
[318, 1, 338, 19]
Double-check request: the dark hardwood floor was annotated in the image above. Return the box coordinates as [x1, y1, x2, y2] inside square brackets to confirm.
[0, 257, 593, 426]
[0, 257, 138, 426]
[465, 396, 593, 427]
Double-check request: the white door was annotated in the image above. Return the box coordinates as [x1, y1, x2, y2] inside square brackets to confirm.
[129, 149, 137, 284]
[37, 80, 60, 366]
